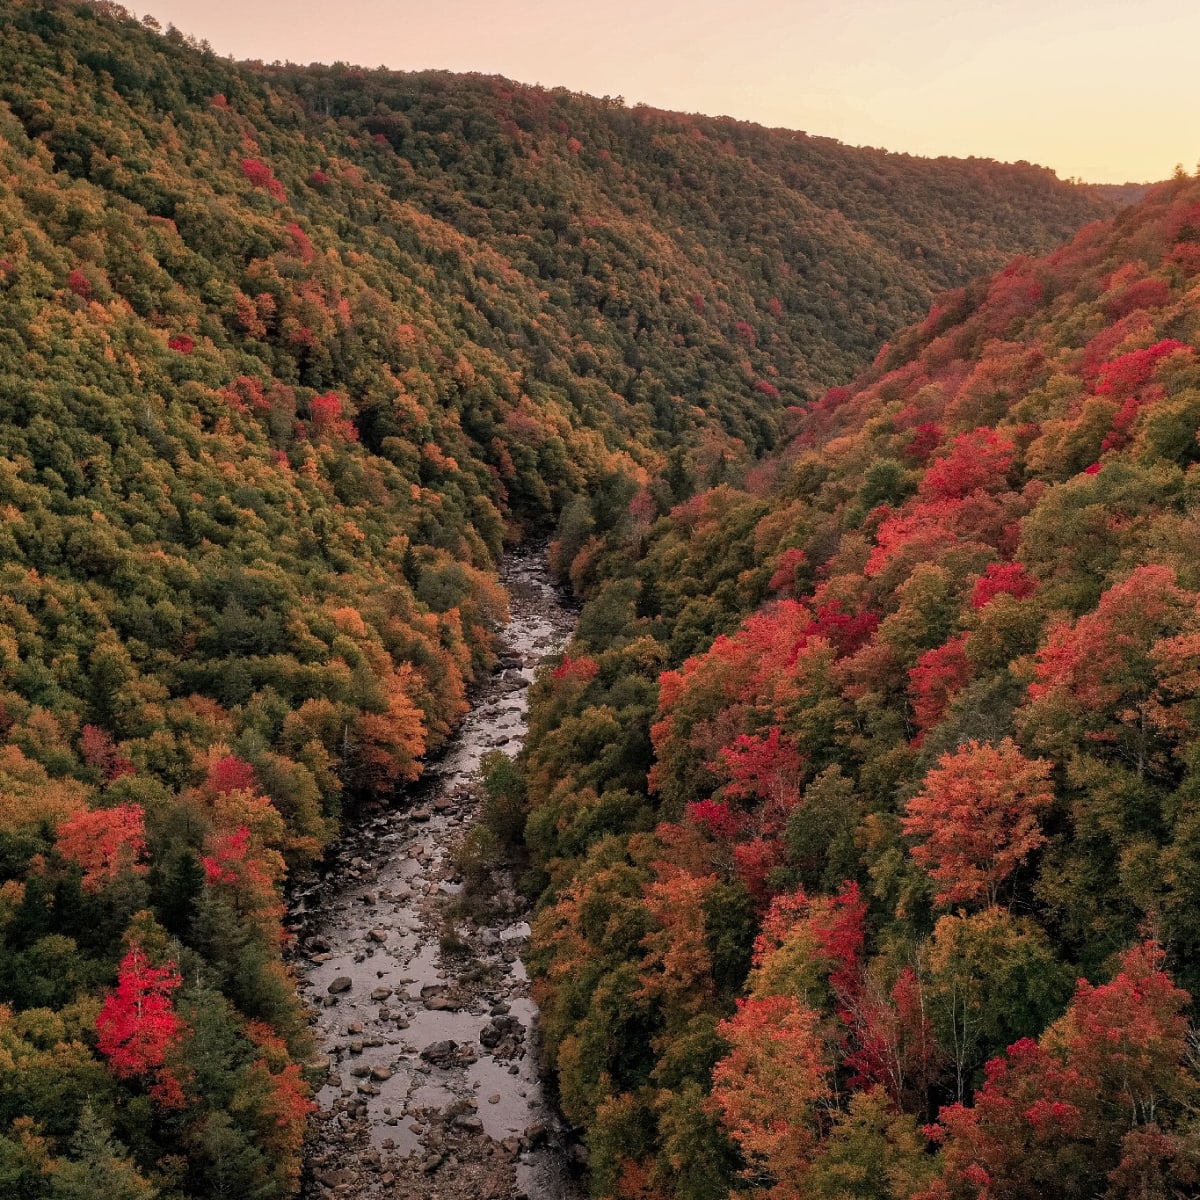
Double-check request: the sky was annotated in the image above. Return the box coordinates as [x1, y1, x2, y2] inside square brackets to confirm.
[139, 0, 1198, 185]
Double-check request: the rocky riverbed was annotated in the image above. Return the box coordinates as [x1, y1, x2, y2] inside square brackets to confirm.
[289, 550, 582, 1200]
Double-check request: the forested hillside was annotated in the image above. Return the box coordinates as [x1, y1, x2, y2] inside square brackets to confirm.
[518, 173, 1200, 1199]
[0, 0, 1129, 1196]
[264, 60, 1117, 401]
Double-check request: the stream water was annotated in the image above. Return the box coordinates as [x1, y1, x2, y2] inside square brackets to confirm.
[291, 549, 582, 1200]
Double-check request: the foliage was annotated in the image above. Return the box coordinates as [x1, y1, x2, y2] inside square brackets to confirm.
[95, 943, 186, 1108]
[521, 172, 1200, 1198]
[901, 739, 1053, 907]
[0, 1, 1137, 1194]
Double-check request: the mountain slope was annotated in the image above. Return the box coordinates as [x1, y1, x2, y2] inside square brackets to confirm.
[521, 175, 1200, 1199]
[269, 61, 1118, 401]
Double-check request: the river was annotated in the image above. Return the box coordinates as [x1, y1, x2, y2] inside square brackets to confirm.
[291, 548, 582, 1200]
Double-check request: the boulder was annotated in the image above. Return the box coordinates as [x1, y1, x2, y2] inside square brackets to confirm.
[419, 1040, 459, 1069]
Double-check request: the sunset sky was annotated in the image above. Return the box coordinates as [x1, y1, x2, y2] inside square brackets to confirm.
[140, 0, 1196, 185]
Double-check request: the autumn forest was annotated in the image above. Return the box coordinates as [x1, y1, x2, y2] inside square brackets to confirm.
[0, 1, 1194, 1198]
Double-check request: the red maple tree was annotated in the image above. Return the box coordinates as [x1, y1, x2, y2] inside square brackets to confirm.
[79, 724, 135, 781]
[711, 993, 829, 1199]
[908, 634, 973, 739]
[205, 753, 258, 796]
[902, 738, 1054, 907]
[919, 427, 1014, 502]
[95, 944, 187, 1107]
[56, 804, 148, 893]
[971, 561, 1036, 609]
[240, 158, 286, 200]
